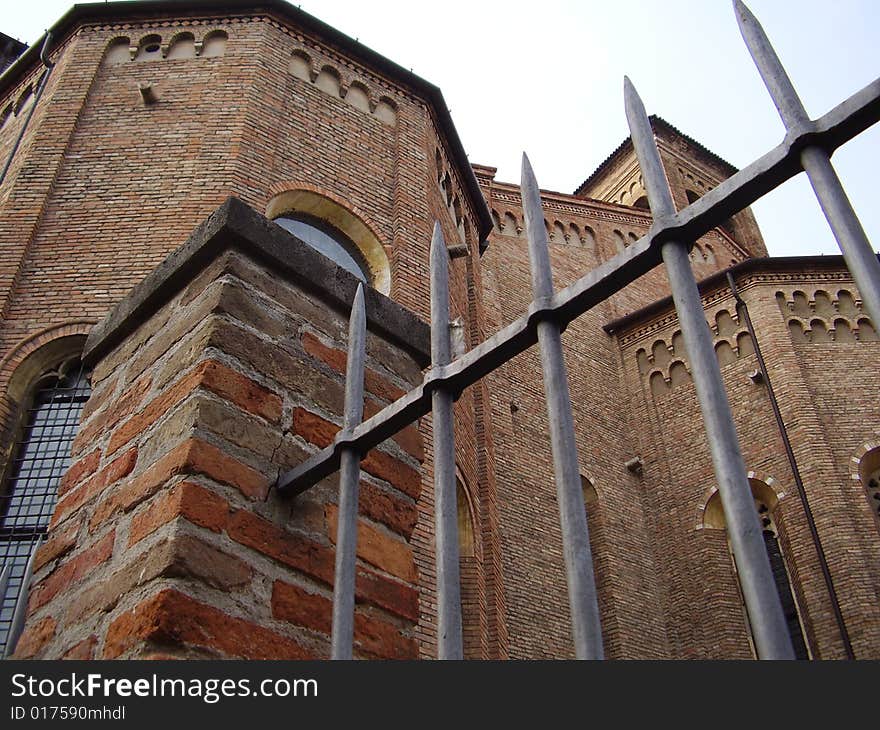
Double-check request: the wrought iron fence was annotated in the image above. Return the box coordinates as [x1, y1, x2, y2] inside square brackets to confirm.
[276, 1, 879, 660]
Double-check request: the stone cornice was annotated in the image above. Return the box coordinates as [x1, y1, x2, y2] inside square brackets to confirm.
[84, 197, 431, 367]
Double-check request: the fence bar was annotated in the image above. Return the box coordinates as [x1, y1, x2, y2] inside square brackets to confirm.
[276, 70, 880, 499]
[430, 222, 464, 660]
[330, 283, 366, 660]
[521, 154, 604, 660]
[4, 537, 41, 659]
[735, 0, 880, 327]
[624, 77, 794, 659]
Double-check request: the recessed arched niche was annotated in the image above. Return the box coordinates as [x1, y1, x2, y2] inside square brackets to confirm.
[346, 82, 371, 113]
[315, 66, 341, 96]
[135, 34, 162, 62]
[103, 37, 131, 66]
[374, 97, 397, 126]
[202, 30, 228, 58]
[166, 32, 196, 60]
[289, 50, 311, 80]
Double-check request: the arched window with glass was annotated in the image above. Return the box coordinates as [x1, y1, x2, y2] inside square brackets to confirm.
[703, 478, 810, 660]
[0, 356, 91, 654]
[274, 213, 372, 285]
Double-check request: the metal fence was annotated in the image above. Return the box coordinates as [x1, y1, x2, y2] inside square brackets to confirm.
[278, 0, 879, 660]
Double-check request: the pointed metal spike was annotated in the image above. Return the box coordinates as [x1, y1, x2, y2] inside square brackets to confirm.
[732, 0, 755, 28]
[430, 221, 451, 367]
[733, 0, 807, 126]
[622, 75, 645, 121]
[331, 282, 367, 659]
[521, 153, 554, 301]
[622, 77, 674, 219]
[343, 283, 366, 430]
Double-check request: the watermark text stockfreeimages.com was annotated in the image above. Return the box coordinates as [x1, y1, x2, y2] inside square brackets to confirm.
[10, 672, 318, 705]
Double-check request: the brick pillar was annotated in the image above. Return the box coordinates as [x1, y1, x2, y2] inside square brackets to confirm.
[14, 198, 429, 660]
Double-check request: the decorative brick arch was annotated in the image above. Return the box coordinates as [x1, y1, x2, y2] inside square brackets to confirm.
[0, 321, 96, 395]
[265, 183, 391, 295]
[850, 435, 880, 483]
[0, 321, 95, 483]
[850, 434, 880, 529]
[580, 472, 602, 504]
[694, 470, 787, 530]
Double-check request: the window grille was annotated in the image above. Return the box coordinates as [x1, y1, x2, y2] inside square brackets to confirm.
[0, 358, 90, 655]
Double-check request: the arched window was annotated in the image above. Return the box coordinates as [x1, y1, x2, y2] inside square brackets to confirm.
[266, 189, 391, 294]
[0, 357, 91, 654]
[855, 444, 880, 531]
[703, 479, 810, 659]
[581, 475, 609, 645]
[274, 214, 371, 284]
[456, 477, 481, 659]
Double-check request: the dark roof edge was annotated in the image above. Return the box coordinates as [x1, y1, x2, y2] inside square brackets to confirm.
[573, 116, 740, 198]
[0, 0, 492, 245]
[603, 254, 857, 335]
[83, 196, 431, 368]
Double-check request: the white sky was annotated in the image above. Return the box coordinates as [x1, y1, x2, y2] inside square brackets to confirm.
[6, 0, 879, 257]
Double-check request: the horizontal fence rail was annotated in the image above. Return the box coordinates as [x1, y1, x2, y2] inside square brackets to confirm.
[275, 1, 879, 659]
[276, 79, 880, 500]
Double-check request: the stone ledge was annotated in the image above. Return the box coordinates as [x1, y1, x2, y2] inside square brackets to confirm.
[84, 197, 430, 368]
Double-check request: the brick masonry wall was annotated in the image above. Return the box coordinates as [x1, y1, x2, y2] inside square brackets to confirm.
[612, 267, 880, 658]
[13, 243, 427, 659]
[479, 161, 880, 658]
[480, 214, 673, 659]
[4, 4, 878, 661]
[0, 8, 498, 657]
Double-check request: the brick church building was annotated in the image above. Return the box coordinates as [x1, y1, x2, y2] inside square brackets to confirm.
[0, 1, 877, 659]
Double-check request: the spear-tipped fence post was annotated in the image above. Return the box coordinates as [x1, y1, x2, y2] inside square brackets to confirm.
[330, 283, 366, 660]
[735, 0, 880, 327]
[430, 221, 464, 660]
[521, 154, 604, 660]
[624, 76, 794, 659]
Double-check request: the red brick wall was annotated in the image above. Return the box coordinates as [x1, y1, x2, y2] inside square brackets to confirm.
[15, 246, 426, 659]
[612, 269, 880, 658]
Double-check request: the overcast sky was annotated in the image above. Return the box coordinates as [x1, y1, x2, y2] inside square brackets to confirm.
[6, 0, 879, 257]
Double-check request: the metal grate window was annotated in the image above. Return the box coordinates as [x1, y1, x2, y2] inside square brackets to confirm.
[0, 358, 90, 655]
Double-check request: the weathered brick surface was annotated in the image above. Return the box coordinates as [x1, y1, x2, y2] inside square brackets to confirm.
[127, 481, 230, 545]
[103, 589, 313, 660]
[73, 374, 152, 457]
[66, 535, 251, 626]
[33, 519, 78, 572]
[58, 449, 100, 496]
[52, 448, 138, 528]
[271, 580, 331, 635]
[12, 616, 57, 659]
[292, 406, 421, 498]
[302, 330, 407, 403]
[271, 580, 416, 659]
[62, 636, 97, 660]
[29, 531, 115, 612]
[325, 504, 416, 582]
[106, 359, 279, 456]
[359, 481, 418, 539]
[5, 2, 875, 663]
